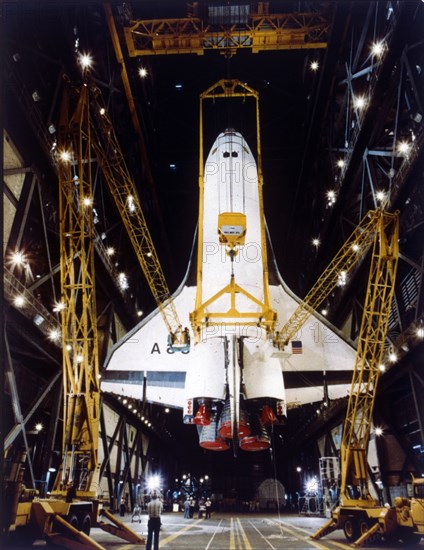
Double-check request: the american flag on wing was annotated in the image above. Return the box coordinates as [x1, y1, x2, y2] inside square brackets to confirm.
[291, 340, 303, 354]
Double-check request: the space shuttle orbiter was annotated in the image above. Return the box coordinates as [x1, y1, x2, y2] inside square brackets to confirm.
[102, 82, 356, 453]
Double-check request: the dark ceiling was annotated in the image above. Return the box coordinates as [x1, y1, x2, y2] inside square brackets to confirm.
[3, 1, 343, 292]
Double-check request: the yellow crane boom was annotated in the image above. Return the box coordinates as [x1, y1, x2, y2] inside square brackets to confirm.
[311, 211, 401, 545]
[54, 83, 101, 498]
[26, 76, 146, 548]
[340, 211, 399, 505]
[274, 210, 397, 349]
[53, 74, 190, 494]
[88, 84, 189, 349]
[275, 210, 398, 503]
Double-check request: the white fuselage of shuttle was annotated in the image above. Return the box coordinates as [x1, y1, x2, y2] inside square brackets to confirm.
[200, 131, 265, 317]
[185, 130, 285, 410]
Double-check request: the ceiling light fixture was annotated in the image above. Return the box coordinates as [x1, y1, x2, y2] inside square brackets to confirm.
[337, 270, 347, 287]
[397, 141, 410, 155]
[327, 190, 336, 205]
[353, 95, 366, 110]
[33, 314, 45, 326]
[78, 52, 93, 70]
[388, 351, 398, 363]
[59, 150, 71, 163]
[14, 295, 26, 308]
[11, 251, 26, 266]
[48, 329, 61, 341]
[371, 41, 384, 57]
[118, 272, 129, 290]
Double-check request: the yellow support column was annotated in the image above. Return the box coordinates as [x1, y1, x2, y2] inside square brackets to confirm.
[55, 83, 100, 498]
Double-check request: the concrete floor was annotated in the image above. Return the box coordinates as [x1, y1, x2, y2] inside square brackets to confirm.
[89, 512, 424, 550]
[5, 511, 423, 549]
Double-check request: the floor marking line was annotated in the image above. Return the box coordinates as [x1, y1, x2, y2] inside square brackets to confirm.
[247, 520, 277, 550]
[279, 520, 352, 550]
[232, 517, 237, 549]
[230, 517, 236, 550]
[160, 518, 203, 547]
[234, 517, 242, 549]
[237, 517, 252, 550]
[270, 520, 329, 550]
[272, 520, 352, 550]
[205, 518, 223, 550]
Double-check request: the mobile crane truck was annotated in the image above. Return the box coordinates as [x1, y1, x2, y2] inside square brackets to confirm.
[311, 210, 424, 546]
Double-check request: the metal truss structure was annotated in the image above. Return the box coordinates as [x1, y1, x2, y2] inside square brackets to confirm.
[53, 83, 101, 498]
[284, 0, 423, 502]
[2, 18, 177, 520]
[124, 4, 330, 56]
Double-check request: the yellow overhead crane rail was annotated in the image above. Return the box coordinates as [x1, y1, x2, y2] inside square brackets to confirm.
[274, 210, 398, 349]
[88, 84, 189, 350]
[123, 9, 330, 56]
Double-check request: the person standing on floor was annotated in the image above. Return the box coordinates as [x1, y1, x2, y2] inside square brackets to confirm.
[189, 497, 195, 518]
[146, 491, 163, 550]
[119, 496, 126, 517]
[198, 497, 206, 518]
[205, 497, 212, 519]
[183, 497, 191, 519]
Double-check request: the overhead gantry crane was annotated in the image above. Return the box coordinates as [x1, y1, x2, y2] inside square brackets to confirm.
[122, 2, 330, 57]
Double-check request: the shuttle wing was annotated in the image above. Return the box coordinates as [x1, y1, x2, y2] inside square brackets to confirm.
[102, 270, 355, 408]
